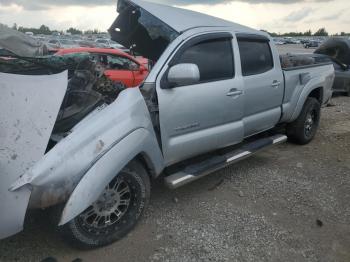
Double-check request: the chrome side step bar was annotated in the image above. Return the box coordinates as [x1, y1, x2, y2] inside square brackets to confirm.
[164, 134, 287, 189]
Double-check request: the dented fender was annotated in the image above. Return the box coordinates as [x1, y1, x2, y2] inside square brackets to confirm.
[59, 127, 162, 225]
[10, 87, 164, 211]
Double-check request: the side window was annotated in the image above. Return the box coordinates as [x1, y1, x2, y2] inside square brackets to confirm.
[237, 39, 273, 76]
[176, 38, 234, 82]
[102, 55, 138, 70]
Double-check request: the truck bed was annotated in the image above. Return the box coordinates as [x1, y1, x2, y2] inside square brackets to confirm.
[279, 54, 334, 123]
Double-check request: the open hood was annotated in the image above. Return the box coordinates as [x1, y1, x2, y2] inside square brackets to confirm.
[109, 0, 179, 61]
[109, 0, 249, 60]
[315, 38, 350, 66]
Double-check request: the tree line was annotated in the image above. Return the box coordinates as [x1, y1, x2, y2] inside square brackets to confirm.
[9, 23, 350, 37]
[11, 23, 106, 35]
[262, 28, 350, 37]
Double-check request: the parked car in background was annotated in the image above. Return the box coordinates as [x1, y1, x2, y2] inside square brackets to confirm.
[55, 47, 149, 87]
[47, 39, 79, 49]
[304, 41, 319, 48]
[24, 32, 34, 37]
[332, 62, 350, 96]
[315, 38, 350, 96]
[94, 38, 128, 51]
[273, 38, 285, 45]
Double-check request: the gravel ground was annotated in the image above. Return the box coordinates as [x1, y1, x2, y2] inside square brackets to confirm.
[1, 97, 349, 262]
[0, 45, 349, 261]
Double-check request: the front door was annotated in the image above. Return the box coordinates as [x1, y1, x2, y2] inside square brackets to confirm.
[157, 33, 244, 165]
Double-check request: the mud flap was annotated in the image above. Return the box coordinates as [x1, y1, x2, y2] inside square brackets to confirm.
[0, 71, 68, 239]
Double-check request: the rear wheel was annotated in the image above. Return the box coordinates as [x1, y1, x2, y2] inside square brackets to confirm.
[60, 161, 150, 249]
[286, 97, 321, 145]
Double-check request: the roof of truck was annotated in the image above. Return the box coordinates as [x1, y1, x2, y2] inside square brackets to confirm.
[130, 0, 260, 34]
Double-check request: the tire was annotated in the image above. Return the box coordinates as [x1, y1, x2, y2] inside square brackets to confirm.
[286, 97, 321, 145]
[59, 160, 150, 249]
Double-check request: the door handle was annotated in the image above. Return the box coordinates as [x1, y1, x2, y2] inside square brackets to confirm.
[271, 80, 281, 88]
[227, 89, 243, 97]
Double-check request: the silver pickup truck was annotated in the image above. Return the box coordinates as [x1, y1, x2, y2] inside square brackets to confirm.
[0, 0, 334, 249]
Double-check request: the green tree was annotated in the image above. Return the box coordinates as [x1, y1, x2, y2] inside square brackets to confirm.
[314, 28, 328, 36]
[303, 30, 312, 36]
[38, 24, 51, 34]
[67, 27, 82, 35]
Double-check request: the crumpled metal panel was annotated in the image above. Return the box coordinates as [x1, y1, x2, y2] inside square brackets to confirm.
[315, 37, 350, 66]
[0, 71, 68, 239]
[0, 24, 48, 57]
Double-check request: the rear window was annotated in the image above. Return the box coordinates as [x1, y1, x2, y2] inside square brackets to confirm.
[237, 40, 273, 76]
[177, 38, 234, 82]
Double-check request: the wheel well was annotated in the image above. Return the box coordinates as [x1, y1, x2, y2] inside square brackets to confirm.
[135, 153, 156, 178]
[308, 87, 323, 103]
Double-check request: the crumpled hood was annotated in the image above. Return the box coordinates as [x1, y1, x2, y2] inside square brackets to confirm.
[0, 24, 48, 57]
[315, 37, 350, 66]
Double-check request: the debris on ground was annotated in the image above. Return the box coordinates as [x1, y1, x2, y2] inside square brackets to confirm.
[316, 219, 323, 227]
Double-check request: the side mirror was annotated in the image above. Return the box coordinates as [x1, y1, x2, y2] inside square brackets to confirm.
[167, 63, 200, 88]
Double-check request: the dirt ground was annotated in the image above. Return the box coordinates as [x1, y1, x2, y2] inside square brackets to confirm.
[0, 45, 349, 262]
[0, 96, 349, 262]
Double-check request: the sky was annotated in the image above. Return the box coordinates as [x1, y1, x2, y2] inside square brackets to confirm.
[0, 0, 349, 34]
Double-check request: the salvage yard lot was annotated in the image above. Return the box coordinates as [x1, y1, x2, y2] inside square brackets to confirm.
[0, 46, 350, 262]
[277, 44, 316, 55]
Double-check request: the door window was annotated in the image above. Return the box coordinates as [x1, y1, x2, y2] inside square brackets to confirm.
[93, 54, 138, 70]
[237, 39, 273, 76]
[106, 55, 138, 70]
[176, 38, 234, 83]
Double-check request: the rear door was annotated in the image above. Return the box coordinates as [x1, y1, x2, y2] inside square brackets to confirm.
[236, 35, 284, 137]
[157, 33, 244, 165]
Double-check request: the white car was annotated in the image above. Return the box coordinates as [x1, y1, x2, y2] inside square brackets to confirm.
[94, 38, 126, 50]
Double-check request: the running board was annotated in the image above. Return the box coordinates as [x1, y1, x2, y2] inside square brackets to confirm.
[164, 134, 287, 189]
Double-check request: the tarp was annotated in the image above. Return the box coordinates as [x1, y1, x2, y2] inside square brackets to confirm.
[0, 71, 68, 239]
[0, 24, 48, 57]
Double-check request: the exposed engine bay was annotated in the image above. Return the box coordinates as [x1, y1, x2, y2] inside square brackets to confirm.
[0, 53, 126, 143]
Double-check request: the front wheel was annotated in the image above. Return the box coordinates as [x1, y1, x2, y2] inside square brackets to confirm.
[286, 97, 321, 145]
[60, 160, 150, 249]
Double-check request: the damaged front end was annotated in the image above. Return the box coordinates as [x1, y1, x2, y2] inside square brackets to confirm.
[0, 31, 129, 239]
[1, 1, 172, 240]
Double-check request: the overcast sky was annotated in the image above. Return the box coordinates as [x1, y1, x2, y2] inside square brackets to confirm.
[0, 0, 348, 34]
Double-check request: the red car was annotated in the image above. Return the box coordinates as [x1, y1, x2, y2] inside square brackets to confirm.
[55, 47, 149, 87]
